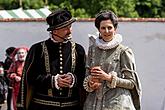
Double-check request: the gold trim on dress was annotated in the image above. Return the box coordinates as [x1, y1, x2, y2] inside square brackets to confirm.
[33, 98, 78, 107]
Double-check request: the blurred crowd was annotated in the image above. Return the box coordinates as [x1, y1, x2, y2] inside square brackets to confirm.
[0, 46, 28, 110]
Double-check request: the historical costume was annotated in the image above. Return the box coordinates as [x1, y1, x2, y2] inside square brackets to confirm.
[8, 47, 28, 110]
[17, 8, 86, 110]
[0, 62, 7, 110]
[3, 47, 16, 110]
[83, 34, 141, 110]
[4, 47, 16, 73]
[83, 10, 141, 110]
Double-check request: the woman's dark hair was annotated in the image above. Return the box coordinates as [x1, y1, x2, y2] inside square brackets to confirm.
[95, 10, 118, 29]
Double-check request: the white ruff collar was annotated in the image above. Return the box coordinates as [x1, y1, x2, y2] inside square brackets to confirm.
[50, 36, 71, 43]
[95, 34, 122, 50]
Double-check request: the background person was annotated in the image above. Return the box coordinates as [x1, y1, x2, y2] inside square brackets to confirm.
[8, 47, 28, 110]
[0, 61, 8, 110]
[3, 47, 16, 110]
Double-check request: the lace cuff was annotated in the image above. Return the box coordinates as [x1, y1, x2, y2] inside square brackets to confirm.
[51, 74, 60, 90]
[67, 72, 75, 88]
[83, 75, 94, 92]
[107, 71, 118, 88]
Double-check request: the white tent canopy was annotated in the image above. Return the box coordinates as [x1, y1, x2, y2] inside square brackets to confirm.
[0, 7, 51, 19]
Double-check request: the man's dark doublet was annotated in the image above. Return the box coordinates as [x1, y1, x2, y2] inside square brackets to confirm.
[17, 38, 86, 110]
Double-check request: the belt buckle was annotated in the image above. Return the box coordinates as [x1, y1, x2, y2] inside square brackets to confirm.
[48, 89, 53, 96]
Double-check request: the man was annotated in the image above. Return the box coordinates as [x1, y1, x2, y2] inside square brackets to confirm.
[3, 46, 16, 110]
[17, 8, 86, 110]
[4, 47, 16, 72]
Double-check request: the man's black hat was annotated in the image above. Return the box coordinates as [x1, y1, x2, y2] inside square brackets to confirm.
[46, 8, 76, 31]
[5, 47, 16, 56]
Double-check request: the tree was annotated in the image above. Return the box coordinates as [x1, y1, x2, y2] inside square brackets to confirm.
[160, 0, 165, 17]
[76, 0, 138, 18]
[0, 0, 19, 9]
[100, 0, 139, 17]
[23, 0, 45, 9]
[49, 1, 90, 18]
[0, 0, 164, 18]
[135, 0, 161, 17]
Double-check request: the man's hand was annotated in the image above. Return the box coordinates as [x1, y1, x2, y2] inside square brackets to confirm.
[91, 66, 112, 82]
[57, 74, 73, 88]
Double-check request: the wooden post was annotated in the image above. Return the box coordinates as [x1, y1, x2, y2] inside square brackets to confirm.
[45, 0, 48, 6]
[19, 0, 22, 8]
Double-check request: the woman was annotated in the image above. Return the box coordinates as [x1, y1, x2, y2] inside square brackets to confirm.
[8, 47, 28, 110]
[83, 10, 142, 110]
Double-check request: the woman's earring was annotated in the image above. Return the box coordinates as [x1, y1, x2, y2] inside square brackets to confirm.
[99, 33, 102, 39]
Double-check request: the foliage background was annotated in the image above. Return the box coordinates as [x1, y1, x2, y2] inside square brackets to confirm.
[0, 0, 165, 18]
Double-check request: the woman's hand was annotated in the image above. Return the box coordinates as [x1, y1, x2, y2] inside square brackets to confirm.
[15, 76, 21, 82]
[88, 77, 101, 90]
[10, 73, 17, 79]
[90, 66, 112, 82]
